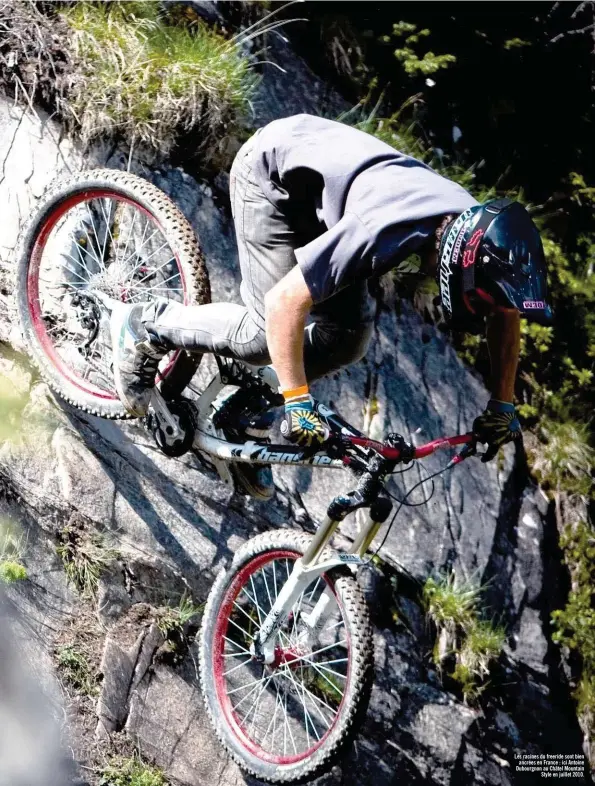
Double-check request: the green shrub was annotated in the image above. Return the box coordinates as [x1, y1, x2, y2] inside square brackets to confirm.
[382, 22, 456, 76]
[0, 560, 27, 583]
[0, 524, 27, 583]
[551, 520, 595, 755]
[60, 1, 256, 157]
[530, 420, 594, 495]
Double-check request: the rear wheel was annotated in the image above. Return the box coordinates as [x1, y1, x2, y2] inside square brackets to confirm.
[16, 169, 211, 418]
[199, 530, 373, 783]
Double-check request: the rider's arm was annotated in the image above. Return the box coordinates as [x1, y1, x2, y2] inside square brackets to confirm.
[264, 265, 313, 392]
[485, 308, 521, 401]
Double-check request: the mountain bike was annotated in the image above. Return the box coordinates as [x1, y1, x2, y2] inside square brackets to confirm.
[16, 169, 478, 783]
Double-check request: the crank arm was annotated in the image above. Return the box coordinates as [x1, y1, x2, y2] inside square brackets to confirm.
[150, 388, 182, 439]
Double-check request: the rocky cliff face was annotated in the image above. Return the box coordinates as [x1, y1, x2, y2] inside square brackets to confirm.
[0, 26, 589, 786]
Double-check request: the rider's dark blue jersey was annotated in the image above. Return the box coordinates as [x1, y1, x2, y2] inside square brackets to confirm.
[253, 114, 478, 304]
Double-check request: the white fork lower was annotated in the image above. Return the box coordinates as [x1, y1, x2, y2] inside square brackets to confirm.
[254, 554, 359, 664]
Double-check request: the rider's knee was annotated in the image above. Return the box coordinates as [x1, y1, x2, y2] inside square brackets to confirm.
[240, 328, 271, 367]
[344, 322, 374, 365]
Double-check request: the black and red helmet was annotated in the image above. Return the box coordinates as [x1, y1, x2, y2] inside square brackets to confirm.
[437, 198, 553, 331]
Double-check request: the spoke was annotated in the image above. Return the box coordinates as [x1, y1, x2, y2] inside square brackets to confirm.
[283, 684, 298, 755]
[70, 242, 98, 281]
[226, 674, 266, 698]
[39, 290, 72, 309]
[272, 559, 279, 604]
[127, 254, 177, 288]
[303, 657, 349, 667]
[308, 577, 322, 603]
[327, 619, 345, 632]
[284, 665, 314, 747]
[119, 227, 160, 270]
[300, 679, 333, 731]
[60, 259, 90, 282]
[99, 198, 115, 263]
[122, 216, 150, 276]
[227, 616, 255, 642]
[126, 269, 180, 294]
[129, 286, 184, 294]
[277, 639, 348, 668]
[223, 651, 251, 659]
[302, 659, 347, 682]
[223, 636, 251, 655]
[262, 683, 282, 749]
[277, 666, 338, 722]
[83, 206, 108, 272]
[45, 323, 77, 340]
[262, 564, 274, 612]
[248, 577, 264, 627]
[246, 670, 273, 739]
[233, 600, 259, 629]
[304, 660, 345, 698]
[121, 237, 168, 276]
[119, 203, 137, 267]
[231, 675, 267, 714]
[283, 666, 321, 744]
[223, 658, 253, 678]
[38, 279, 79, 289]
[278, 629, 292, 648]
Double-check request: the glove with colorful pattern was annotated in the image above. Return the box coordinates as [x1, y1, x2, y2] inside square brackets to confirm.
[280, 392, 329, 449]
[473, 399, 522, 463]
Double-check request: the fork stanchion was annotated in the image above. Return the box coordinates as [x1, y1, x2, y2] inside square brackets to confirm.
[350, 518, 382, 557]
[349, 494, 393, 556]
[301, 515, 342, 567]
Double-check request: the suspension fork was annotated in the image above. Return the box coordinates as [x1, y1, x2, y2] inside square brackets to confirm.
[254, 484, 392, 663]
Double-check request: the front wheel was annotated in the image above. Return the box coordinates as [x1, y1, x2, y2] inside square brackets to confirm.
[199, 530, 373, 784]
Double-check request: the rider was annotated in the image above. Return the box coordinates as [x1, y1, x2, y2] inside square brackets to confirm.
[110, 114, 552, 498]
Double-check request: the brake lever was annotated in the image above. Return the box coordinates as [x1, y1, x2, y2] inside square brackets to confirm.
[449, 439, 478, 466]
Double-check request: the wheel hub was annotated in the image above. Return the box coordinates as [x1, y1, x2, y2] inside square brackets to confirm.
[271, 645, 307, 671]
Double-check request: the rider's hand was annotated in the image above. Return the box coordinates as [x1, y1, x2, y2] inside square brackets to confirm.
[473, 399, 521, 463]
[280, 390, 329, 448]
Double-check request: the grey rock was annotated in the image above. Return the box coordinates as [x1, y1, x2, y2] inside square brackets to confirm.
[96, 630, 145, 733]
[126, 660, 241, 786]
[0, 58, 589, 786]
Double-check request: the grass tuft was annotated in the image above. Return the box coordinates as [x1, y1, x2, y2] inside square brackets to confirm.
[422, 571, 505, 702]
[156, 593, 203, 636]
[0, 523, 27, 584]
[56, 644, 98, 697]
[56, 519, 118, 598]
[60, 0, 256, 158]
[99, 755, 168, 786]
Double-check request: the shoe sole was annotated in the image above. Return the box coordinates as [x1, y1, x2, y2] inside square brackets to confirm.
[110, 306, 147, 418]
[230, 464, 275, 501]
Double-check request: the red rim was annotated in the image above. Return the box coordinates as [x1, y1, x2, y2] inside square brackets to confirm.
[212, 549, 350, 766]
[26, 188, 188, 401]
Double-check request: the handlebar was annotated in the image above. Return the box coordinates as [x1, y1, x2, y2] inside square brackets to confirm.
[343, 432, 476, 464]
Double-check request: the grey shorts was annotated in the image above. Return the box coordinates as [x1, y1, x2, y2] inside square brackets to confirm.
[143, 134, 376, 381]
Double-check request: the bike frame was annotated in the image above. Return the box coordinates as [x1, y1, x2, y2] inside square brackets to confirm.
[152, 360, 474, 665]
